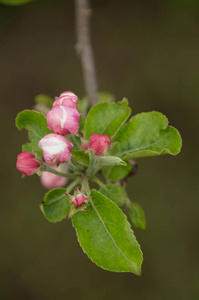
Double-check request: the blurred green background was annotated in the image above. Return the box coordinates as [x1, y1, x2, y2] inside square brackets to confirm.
[0, 0, 199, 299]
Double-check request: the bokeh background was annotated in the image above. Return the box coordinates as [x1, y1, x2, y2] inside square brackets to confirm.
[0, 0, 199, 299]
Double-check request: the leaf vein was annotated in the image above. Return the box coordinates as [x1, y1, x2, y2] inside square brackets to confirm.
[91, 200, 133, 266]
[117, 132, 171, 156]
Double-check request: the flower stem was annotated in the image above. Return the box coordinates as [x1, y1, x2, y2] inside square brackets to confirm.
[67, 160, 84, 172]
[66, 179, 81, 193]
[81, 176, 90, 196]
[41, 164, 79, 179]
[86, 152, 98, 177]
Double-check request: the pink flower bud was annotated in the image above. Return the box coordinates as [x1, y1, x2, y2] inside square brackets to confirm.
[89, 134, 111, 156]
[47, 105, 80, 135]
[53, 91, 78, 110]
[72, 194, 85, 206]
[81, 142, 88, 151]
[40, 165, 67, 189]
[38, 133, 73, 165]
[16, 151, 40, 176]
[60, 91, 78, 102]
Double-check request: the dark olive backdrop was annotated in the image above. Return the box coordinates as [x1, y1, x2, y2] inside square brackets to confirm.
[0, 0, 199, 299]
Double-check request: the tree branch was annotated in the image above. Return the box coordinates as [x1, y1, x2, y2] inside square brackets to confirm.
[76, 0, 98, 106]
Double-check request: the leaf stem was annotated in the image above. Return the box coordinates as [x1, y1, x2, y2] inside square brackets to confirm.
[125, 197, 132, 208]
[91, 176, 107, 191]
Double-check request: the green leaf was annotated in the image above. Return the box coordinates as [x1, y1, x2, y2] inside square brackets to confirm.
[16, 110, 51, 156]
[112, 111, 182, 159]
[71, 150, 89, 166]
[40, 188, 71, 223]
[0, 0, 33, 5]
[35, 94, 53, 107]
[78, 115, 84, 133]
[84, 100, 131, 139]
[72, 189, 143, 274]
[21, 142, 33, 153]
[129, 203, 146, 230]
[102, 160, 132, 181]
[77, 97, 89, 119]
[98, 92, 115, 103]
[99, 184, 127, 207]
[66, 135, 82, 150]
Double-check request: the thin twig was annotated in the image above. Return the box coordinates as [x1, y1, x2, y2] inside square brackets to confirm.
[75, 0, 98, 106]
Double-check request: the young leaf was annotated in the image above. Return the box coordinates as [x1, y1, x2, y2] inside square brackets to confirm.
[72, 189, 143, 274]
[71, 150, 90, 166]
[35, 94, 53, 107]
[129, 203, 146, 230]
[21, 142, 33, 153]
[78, 97, 89, 120]
[79, 115, 85, 133]
[102, 160, 132, 181]
[16, 110, 51, 155]
[99, 184, 127, 207]
[40, 188, 71, 223]
[97, 156, 126, 167]
[98, 92, 115, 103]
[112, 111, 182, 159]
[66, 135, 82, 150]
[84, 100, 131, 139]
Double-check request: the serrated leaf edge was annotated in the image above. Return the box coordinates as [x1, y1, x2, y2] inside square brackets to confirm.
[113, 111, 182, 158]
[85, 101, 131, 139]
[72, 189, 143, 275]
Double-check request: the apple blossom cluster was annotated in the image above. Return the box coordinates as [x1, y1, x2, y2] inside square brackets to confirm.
[16, 91, 112, 192]
[15, 88, 182, 275]
[39, 91, 80, 164]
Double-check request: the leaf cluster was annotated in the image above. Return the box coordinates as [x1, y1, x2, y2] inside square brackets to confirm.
[16, 95, 182, 274]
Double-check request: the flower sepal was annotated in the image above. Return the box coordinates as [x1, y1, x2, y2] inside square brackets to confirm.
[67, 202, 89, 219]
[66, 187, 92, 219]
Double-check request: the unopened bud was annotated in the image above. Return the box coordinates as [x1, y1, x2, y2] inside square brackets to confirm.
[53, 91, 78, 110]
[89, 133, 111, 156]
[72, 194, 85, 206]
[38, 133, 73, 165]
[47, 105, 80, 135]
[81, 142, 88, 150]
[16, 151, 40, 176]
